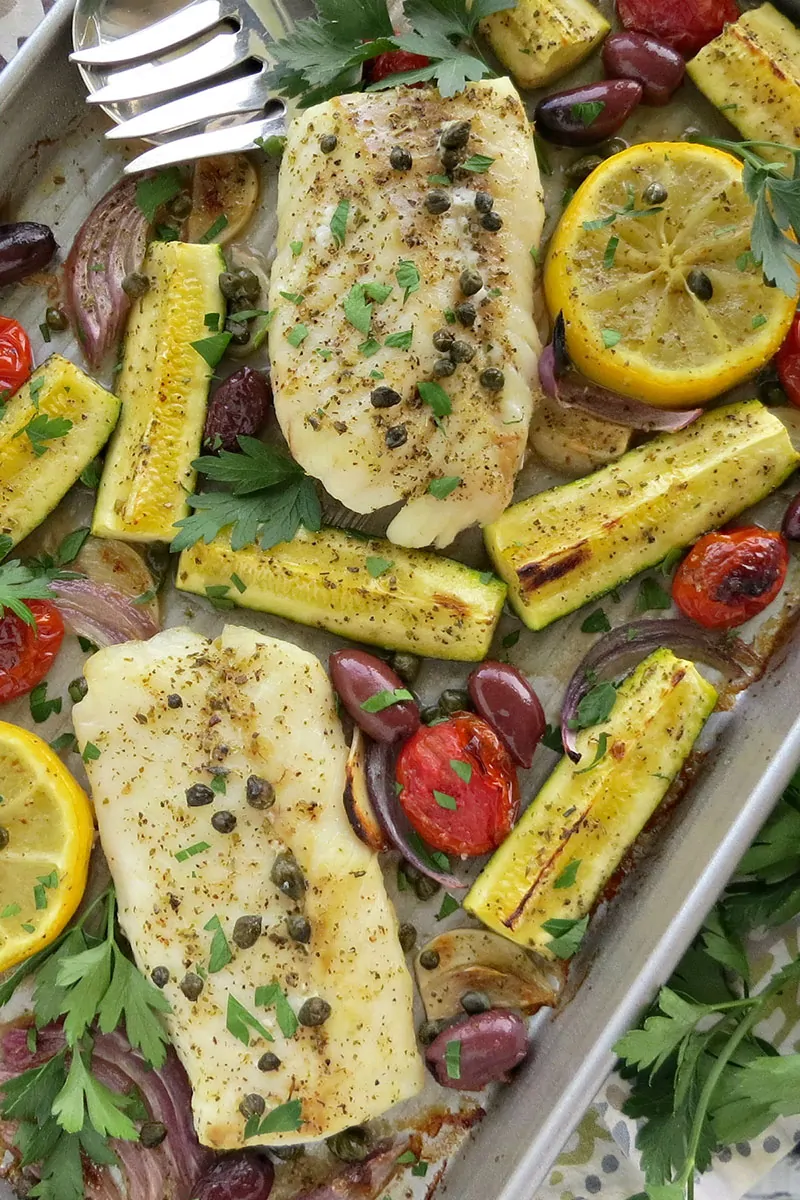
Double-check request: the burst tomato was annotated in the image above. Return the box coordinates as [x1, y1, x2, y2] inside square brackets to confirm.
[776, 312, 800, 408]
[396, 713, 519, 857]
[0, 317, 32, 401]
[365, 49, 430, 85]
[616, 0, 739, 57]
[672, 527, 788, 630]
[0, 601, 64, 704]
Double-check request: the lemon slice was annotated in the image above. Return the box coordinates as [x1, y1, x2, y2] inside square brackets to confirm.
[544, 142, 798, 407]
[0, 721, 93, 972]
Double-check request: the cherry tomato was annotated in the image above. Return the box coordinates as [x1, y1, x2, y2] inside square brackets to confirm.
[396, 713, 519, 857]
[0, 601, 64, 704]
[364, 50, 430, 85]
[776, 312, 800, 408]
[672, 527, 788, 630]
[0, 317, 32, 400]
[616, 0, 739, 57]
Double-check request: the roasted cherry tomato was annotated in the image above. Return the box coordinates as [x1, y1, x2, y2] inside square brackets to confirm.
[776, 311, 800, 408]
[396, 712, 519, 857]
[364, 49, 430, 85]
[0, 316, 32, 399]
[0, 601, 64, 704]
[616, 0, 739, 57]
[672, 527, 788, 630]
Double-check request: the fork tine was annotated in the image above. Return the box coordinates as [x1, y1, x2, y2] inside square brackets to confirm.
[86, 28, 248, 105]
[70, 0, 225, 67]
[123, 113, 286, 174]
[105, 72, 272, 142]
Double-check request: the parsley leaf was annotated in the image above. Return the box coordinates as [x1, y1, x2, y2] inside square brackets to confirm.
[366, 555, 393, 577]
[574, 731, 610, 774]
[204, 914, 233, 973]
[343, 284, 373, 334]
[428, 475, 460, 499]
[227, 994, 274, 1047]
[581, 608, 610, 634]
[0, 559, 58, 627]
[384, 328, 414, 349]
[171, 474, 321, 553]
[450, 758, 472, 784]
[15, 412, 73, 456]
[542, 914, 589, 959]
[361, 687, 413, 712]
[191, 332, 232, 368]
[30, 682, 62, 723]
[461, 153, 495, 173]
[570, 680, 617, 729]
[51, 1042, 138, 1139]
[444, 1038, 461, 1079]
[396, 259, 421, 303]
[636, 576, 672, 613]
[193, 437, 300, 494]
[554, 859, 581, 889]
[418, 380, 452, 418]
[251, 1098, 303, 1136]
[434, 790, 457, 810]
[256, 981, 299, 1039]
[135, 167, 183, 222]
[571, 100, 604, 126]
[437, 892, 460, 919]
[330, 198, 351, 246]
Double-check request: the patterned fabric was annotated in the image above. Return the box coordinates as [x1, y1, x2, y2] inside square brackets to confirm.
[1, 5, 799, 1199]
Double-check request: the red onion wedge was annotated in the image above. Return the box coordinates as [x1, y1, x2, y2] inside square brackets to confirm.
[52, 577, 160, 646]
[539, 313, 703, 432]
[364, 737, 466, 890]
[291, 1139, 404, 1200]
[560, 618, 759, 762]
[0, 1023, 212, 1200]
[64, 178, 149, 369]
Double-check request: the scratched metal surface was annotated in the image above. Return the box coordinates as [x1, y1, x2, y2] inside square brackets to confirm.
[1, 4, 800, 1199]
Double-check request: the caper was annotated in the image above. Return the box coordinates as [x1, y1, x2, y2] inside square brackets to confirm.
[320, 133, 338, 153]
[239, 1093, 266, 1119]
[139, 1121, 168, 1147]
[432, 327, 455, 352]
[168, 192, 193, 219]
[460, 990, 491, 1014]
[480, 366, 505, 391]
[271, 851, 306, 901]
[565, 154, 604, 185]
[687, 268, 713, 302]
[45, 305, 69, 332]
[225, 319, 250, 346]
[385, 424, 408, 449]
[370, 385, 402, 408]
[391, 651, 420, 685]
[232, 915, 262, 949]
[418, 1018, 447, 1046]
[441, 148, 462, 172]
[441, 119, 471, 150]
[298, 997, 331, 1027]
[150, 966, 169, 988]
[450, 340, 475, 363]
[425, 189, 452, 215]
[481, 211, 503, 232]
[122, 271, 150, 299]
[167, 693, 183, 709]
[327, 1126, 372, 1163]
[246, 775, 275, 809]
[270, 1145, 304, 1160]
[211, 810, 237, 833]
[179, 972, 204, 1001]
[414, 874, 441, 901]
[433, 357, 456, 378]
[186, 783, 215, 808]
[419, 948, 440, 970]
[398, 922, 417, 952]
[235, 267, 261, 298]
[219, 272, 242, 300]
[474, 191, 494, 214]
[439, 687, 471, 715]
[420, 705, 441, 725]
[0, 827, 10, 850]
[680, 126, 702, 143]
[258, 1052, 282, 1072]
[758, 377, 787, 406]
[455, 301, 476, 328]
[643, 181, 668, 205]
[390, 146, 413, 171]
[286, 913, 311, 943]
[460, 268, 483, 297]
[68, 677, 87, 704]
[603, 137, 628, 156]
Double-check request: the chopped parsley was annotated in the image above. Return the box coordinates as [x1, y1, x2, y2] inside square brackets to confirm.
[135, 167, 183, 222]
[450, 759, 472, 784]
[384, 328, 414, 349]
[581, 608, 610, 634]
[396, 259, 421, 304]
[190, 332, 232, 368]
[256, 981, 299, 1039]
[554, 859, 581, 889]
[366, 555, 394, 578]
[437, 892, 460, 920]
[330, 198, 350, 246]
[199, 214, 229, 243]
[602, 329, 622, 349]
[434, 790, 457, 810]
[571, 100, 605, 126]
[461, 153, 495, 173]
[30, 683, 62, 724]
[226, 994, 273, 1047]
[427, 475, 460, 499]
[361, 688, 413, 713]
[287, 323, 309, 347]
[174, 840, 210, 863]
[542, 914, 590, 959]
[444, 1039, 462, 1079]
[204, 915, 232, 973]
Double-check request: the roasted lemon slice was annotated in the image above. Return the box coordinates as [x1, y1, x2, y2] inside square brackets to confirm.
[544, 142, 798, 407]
[0, 721, 93, 972]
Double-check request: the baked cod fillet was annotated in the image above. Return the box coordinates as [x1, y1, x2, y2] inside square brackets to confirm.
[269, 77, 543, 549]
[72, 626, 423, 1149]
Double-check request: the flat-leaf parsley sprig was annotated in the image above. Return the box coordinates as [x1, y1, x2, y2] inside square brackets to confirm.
[265, 0, 517, 105]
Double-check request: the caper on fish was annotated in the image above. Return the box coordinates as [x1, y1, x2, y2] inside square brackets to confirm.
[271, 851, 306, 901]
[327, 1126, 372, 1163]
[232, 915, 262, 949]
[298, 997, 331, 1027]
[246, 775, 275, 809]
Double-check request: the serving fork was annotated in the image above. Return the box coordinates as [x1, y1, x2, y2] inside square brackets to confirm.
[70, 0, 301, 174]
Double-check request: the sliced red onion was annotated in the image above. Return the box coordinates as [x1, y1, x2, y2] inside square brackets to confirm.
[560, 618, 760, 762]
[64, 178, 149, 370]
[539, 313, 703, 432]
[0, 1023, 212, 1200]
[51, 578, 159, 647]
[364, 738, 466, 890]
[292, 1139, 403, 1200]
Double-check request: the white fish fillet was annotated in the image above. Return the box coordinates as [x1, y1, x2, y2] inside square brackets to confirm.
[269, 78, 544, 549]
[72, 625, 423, 1149]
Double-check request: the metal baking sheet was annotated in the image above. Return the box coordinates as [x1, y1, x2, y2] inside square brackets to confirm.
[2, 4, 800, 1198]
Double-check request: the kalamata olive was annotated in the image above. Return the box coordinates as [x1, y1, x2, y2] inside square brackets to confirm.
[782, 491, 800, 540]
[602, 32, 686, 106]
[0, 221, 57, 287]
[191, 1151, 274, 1200]
[329, 649, 420, 744]
[535, 80, 643, 147]
[468, 662, 546, 769]
[203, 367, 272, 453]
[425, 1009, 529, 1091]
